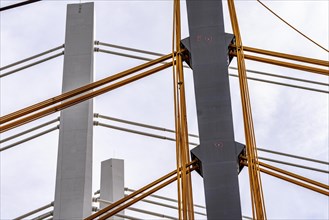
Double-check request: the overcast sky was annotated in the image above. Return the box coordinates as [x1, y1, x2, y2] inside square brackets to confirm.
[0, 0, 328, 219]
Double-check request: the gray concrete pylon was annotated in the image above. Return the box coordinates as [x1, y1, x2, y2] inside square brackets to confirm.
[100, 159, 125, 220]
[53, 3, 94, 219]
[185, 0, 243, 219]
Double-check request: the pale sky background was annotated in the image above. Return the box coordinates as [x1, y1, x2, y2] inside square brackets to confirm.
[0, 0, 328, 219]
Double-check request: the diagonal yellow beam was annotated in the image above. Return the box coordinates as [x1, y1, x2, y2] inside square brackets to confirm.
[85, 161, 196, 220]
[0, 53, 173, 126]
[230, 44, 329, 67]
[241, 160, 329, 196]
[0, 62, 173, 133]
[230, 52, 329, 76]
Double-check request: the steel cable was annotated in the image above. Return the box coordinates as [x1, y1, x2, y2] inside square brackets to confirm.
[94, 114, 328, 167]
[95, 43, 328, 93]
[256, 0, 329, 53]
[0, 117, 59, 144]
[229, 74, 328, 94]
[94, 121, 198, 146]
[0, 52, 64, 78]
[97, 198, 178, 220]
[0, 0, 42, 12]
[229, 67, 329, 87]
[0, 125, 59, 152]
[13, 202, 54, 220]
[0, 45, 64, 71]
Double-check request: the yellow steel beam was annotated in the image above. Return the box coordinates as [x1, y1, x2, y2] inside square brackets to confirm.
[0, 62, 173, 133]
[230, 52, 329, 76]
[230, 44, 329, 67]
[85, 161, 196, 220]
[100, 176, 179, 220]
[241, 156, 329, 190]
[259, 161, 329, 190]
[242, 161, 329, 196]
[99, 166, 196, 220]
[173, 1, 195, 219]
[85, 169, 178, 220]
[0, 53, 173, 126]
[228, 0, 267, 219]
[172, 4, 183, 218]
[260, 167, 329, 196]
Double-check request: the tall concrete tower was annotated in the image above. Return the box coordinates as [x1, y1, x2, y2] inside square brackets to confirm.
[53, 3, 94, 219]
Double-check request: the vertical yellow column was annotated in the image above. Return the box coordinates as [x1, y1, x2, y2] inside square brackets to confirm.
[227, 1, 267, 219]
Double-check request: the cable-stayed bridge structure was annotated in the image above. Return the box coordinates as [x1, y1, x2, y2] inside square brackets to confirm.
[1, 0, 328, 219]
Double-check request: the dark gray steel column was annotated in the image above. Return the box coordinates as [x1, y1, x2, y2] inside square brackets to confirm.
[186, 1, 242, 219]
[54, 3, 94, 219]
